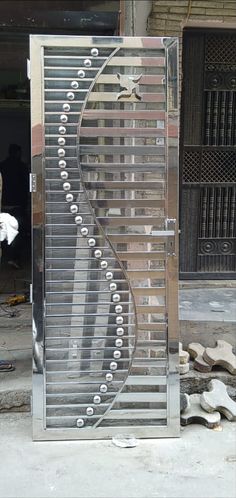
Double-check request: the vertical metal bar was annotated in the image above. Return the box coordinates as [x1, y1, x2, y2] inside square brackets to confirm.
[205, 91, 212, 145]
[215, 187, 222, 238]
[223, 188, 229, 238]
[227, 91, 233, 146]
[208, 187, 215, 238]
[219, 91, 226, 146]
[212, 91, 219, 146]
[229, 186, 236, 238]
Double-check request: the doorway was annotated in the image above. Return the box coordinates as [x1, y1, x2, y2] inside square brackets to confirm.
[180, 29, 236, 279]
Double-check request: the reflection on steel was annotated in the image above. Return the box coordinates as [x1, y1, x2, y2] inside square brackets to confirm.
[31, 35, 179, 440]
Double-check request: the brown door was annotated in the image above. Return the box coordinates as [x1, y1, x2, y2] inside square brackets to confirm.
[180, 29, 236, 279]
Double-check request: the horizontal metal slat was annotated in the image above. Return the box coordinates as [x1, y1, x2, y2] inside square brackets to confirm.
[107, 57, 165, 66]
[84, 181, 164, 189]
[117, 251, 166, 260]
[118, 392, 167, 402]
[79, 127, 165, 137]
[88, 92, 165, 103]
[104, 409, 167, 420]
[80, 146, 164, 155]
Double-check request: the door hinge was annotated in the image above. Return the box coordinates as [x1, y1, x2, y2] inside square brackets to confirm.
[27, 59, 31, 80]
[29, 173, 37, 193]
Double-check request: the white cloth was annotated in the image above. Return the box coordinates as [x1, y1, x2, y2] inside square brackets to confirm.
[0, 213, 19, 245]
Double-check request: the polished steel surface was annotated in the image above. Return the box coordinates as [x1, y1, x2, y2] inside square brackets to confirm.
[31, 35, 179, 440]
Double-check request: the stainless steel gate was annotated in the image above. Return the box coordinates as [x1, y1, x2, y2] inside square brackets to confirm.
[31, 35, 179, 440]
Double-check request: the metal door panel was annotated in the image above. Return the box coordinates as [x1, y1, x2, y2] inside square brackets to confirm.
[31, 35, 179, 440]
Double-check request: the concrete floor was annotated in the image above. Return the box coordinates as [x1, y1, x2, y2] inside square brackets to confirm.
[0, 413, 235, 498]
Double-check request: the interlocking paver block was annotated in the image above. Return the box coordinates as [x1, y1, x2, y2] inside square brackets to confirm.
[179, 342, 190, 365]
[181, 393, 221, 429]
[180, 393, 190, 414]
[179, 362, 189, 375]
[203, 340, 236, 375]
[188, 342, 212, 373]
[200, 379, 236, 421]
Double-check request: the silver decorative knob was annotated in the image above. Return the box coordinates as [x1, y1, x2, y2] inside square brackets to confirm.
[59, 126, 66, 135]
[116, 327, 124, 336]
[84, 59, 92, 67]
[63, 103, 70, 112]
[67, 92, 75, 100]
[116, 316, 123, 325]
[76, 418, 84, 428]
[105, 272, 113, 280]
[93, 395, 101, 404]
[105, 373, 113, 382]
[78, 70, 85, 78]
[94, 249, 102, 259]
[100, 260, 108, 269]
[58, 159, 66, 168]
[86, 407, 94, 416]
[115, 338, 123, 347]
[58, 137, 66, 146]
[71, 81, 79, 89]
[75, 215, 83, 224]
[60, 114, 68, 123]
[70, 204, 78, 214]
[109, 282, 117, 292]
[112, 293, 120, 303]
[88, 238, 96, 247]
[58, 148, 65, 157]
[91, 48, 99, 57]
[110, 362, 117, 371]
[113, 350, 121, 359]
[63, 182, 71, 191]
[80, 227, 89, 236]
[115, 304, 123, 314]
[66, 193, 73, 202]
[60, 171, 68, 180]
[99, 384, 108, 393]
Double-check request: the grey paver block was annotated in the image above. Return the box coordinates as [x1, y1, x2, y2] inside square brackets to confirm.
[188, 342, 212, 373]
[180, 393, 190, 413]
[181, 393, 221, 428]
[179, 362, 190, 374]
[200, 379, 236, 421]
[203, 340, 236, 375]
[179, 342, 190, 364]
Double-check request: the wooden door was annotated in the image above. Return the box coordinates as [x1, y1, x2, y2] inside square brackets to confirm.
[180, 30, 236, 279]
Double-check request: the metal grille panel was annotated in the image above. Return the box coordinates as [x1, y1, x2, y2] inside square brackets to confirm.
[31, 36, 179, 440]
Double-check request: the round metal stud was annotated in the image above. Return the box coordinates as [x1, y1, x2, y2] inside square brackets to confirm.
[112, 293, 120, 303]
[58, 137, 66, 146]
[115, 338, 123, 347]
[91, 48, 99, 57]
[99, 384, 108, 393]
[76, 418, 84, 428]
[93, 395, 101, 404]
[63, 103, 70, 112]
[75, 215, 83, 224]
[84, 59, 92, 67]
[63, 182, 71, 191]
[78, 69, 85, 78]
[109, 282, 117, 292]
[86, 407, 94, 416]
[110, 361, 117, 371]
[66, 193, 74, 202]
[59, 126, 66, 135]
[105, 373, 113, 382]
[88, 238, 96, 247]
[115, 304, 123, 314]
[116, 316, 124, 325]
[71, 80, 79, 89]
[58, 148, 65, 157]
[70, 204, 78, 214]
[81, 227, 89, 237]
[100, 260, 108, 269]
[116, 327, 124, 336]
[113, 350, 121, 359]
[67, 91, 75, 100]
[60, 114, 68, 123]
[105, 271, 113, 281]
[58, 159, 66, 168]
[60, 171, 68, 180]
[94, 249, 102, 259]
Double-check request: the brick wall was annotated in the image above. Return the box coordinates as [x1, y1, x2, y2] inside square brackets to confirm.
[148, 0, 236, 78]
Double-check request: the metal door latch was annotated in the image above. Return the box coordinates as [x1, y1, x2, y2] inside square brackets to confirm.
[151, 218, 176, 256]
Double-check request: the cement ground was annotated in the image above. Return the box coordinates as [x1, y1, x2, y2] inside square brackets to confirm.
[0, 413, 235, 498]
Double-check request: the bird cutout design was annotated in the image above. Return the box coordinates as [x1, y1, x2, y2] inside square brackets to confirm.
[116, 73, 142, 100]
